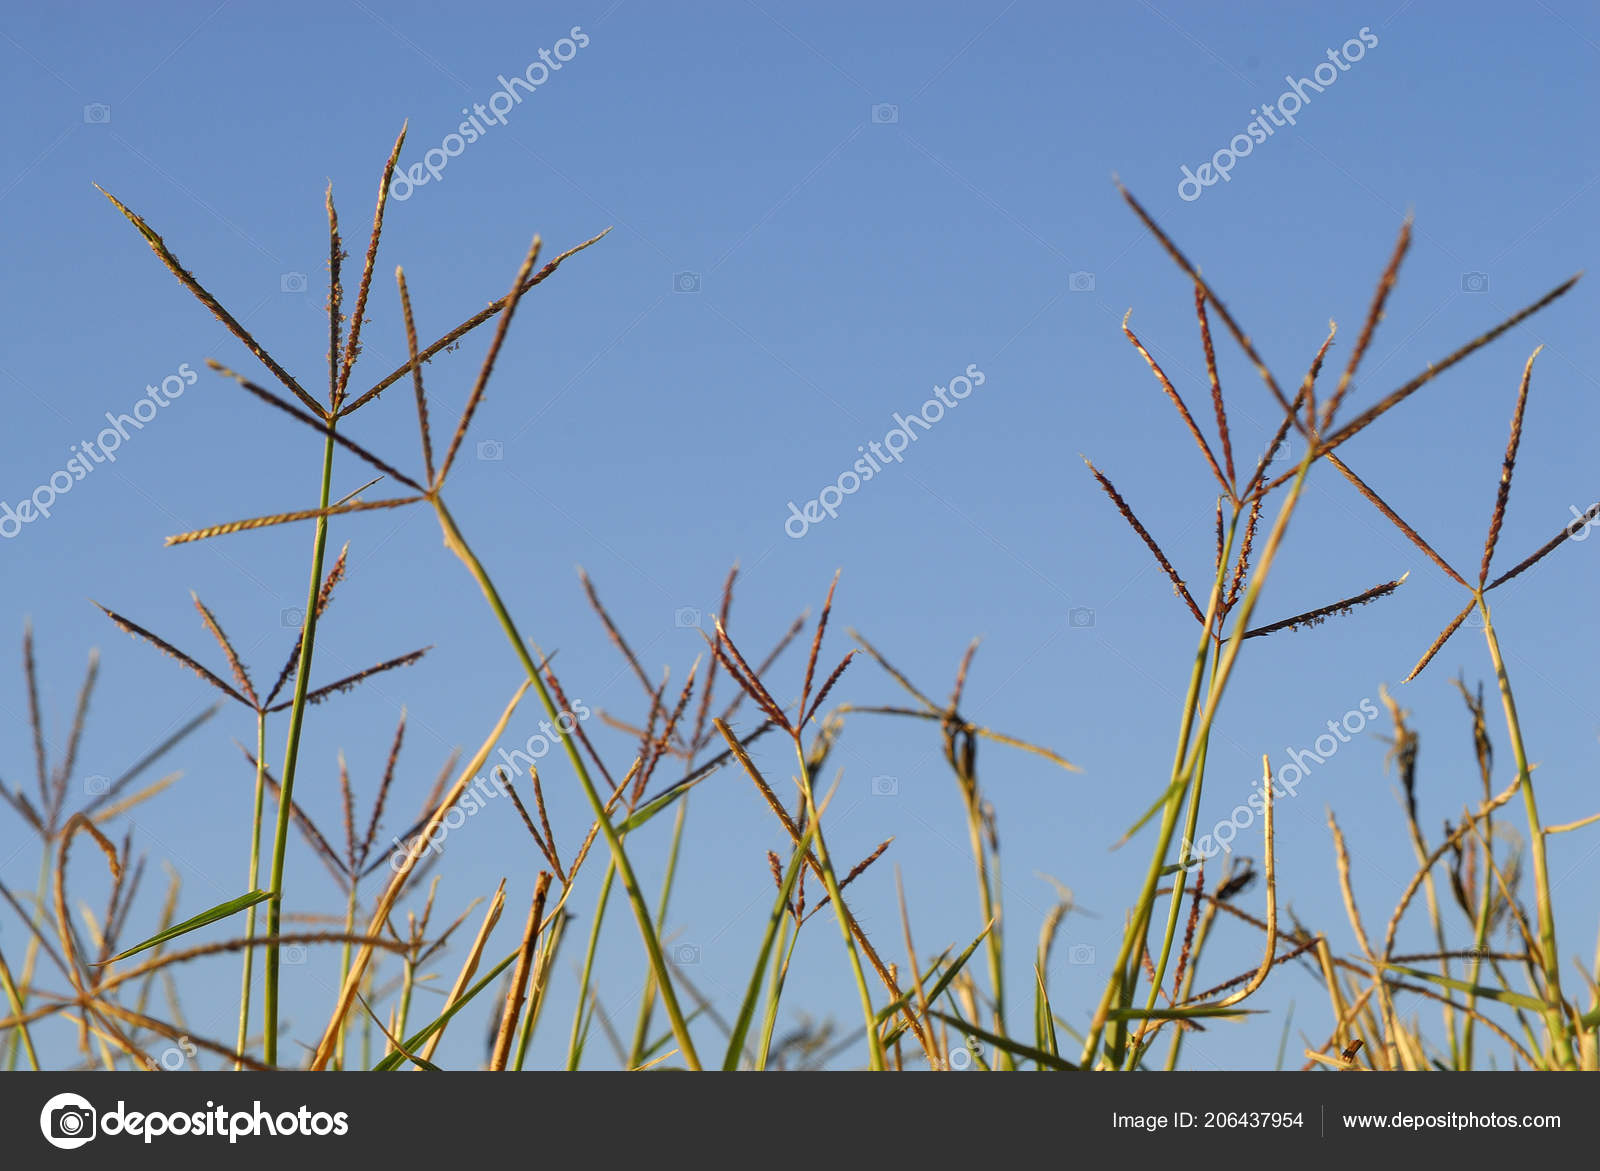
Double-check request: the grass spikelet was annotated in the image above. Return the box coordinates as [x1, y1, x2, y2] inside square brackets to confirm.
[1479, 347, 1541, 585]
[1124, 310, 1231, 498]
[1084, 458, 1204, 624]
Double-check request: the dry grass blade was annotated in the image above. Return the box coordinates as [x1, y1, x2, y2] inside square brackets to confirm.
[207, 361, 424, 492]
[1480, 347, 1541, 585]
[189, 594, 258, 709]
[1194, 284, 1234, 487]
[1487, 503, 1600, 591]
[339, 228, 611, 418]
[1404, 599, 1476, 683]
[94, 603, 249, 707]
[1124, 310, 1231, 499]
[419, 881, 506, 1065]
[268, 647, 431, 711]
[1116, 179, 1292, 419]
[1241, 574, 1408, 640]
[1271, 273, 1582, 492]
[395, 268, 436, 488]
[490, 873, 552, 1070]
[336, 124, 408, 406]
[312, 681, 530, 1068]
[1320, 218, 1412, 429]
[1326, 454, 1469, 588]
[435, 234, 543, 485]
[1084, 458, 1205, 624]
[164, 494, 423, 547]
[96, 186, 324, 418]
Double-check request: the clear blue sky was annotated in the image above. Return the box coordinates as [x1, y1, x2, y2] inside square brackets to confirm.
[3, 0, 1597, 1070]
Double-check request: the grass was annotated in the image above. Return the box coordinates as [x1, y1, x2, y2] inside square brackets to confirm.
[3, 134, 1598, 1071]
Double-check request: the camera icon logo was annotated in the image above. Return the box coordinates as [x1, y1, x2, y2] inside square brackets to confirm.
[674, 607, 703, 629]
[1461, 271, 1490, 294]
[83, 103, 112, 124]
[84, 774, 110, 796]
[871, 103, 900, 124]
[476, 439, 504, 461]
[281, 607, 304, 629]
[1068, 271, 1096, 293]
[283, 944, 309, 965]
[1067, 607, 1096, 629]
[281, 271, 309, 294]
[870, 775, 898, 796]
[1068, 942, 1096, 965]
[1266, 437, 1293, 465]
[673, 271, 701, 294]
[40, 1092, 97, 1149]
[673, 943, 701, 965]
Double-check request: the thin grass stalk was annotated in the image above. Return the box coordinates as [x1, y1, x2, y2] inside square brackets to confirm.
[262, 427, 338, 1066]
[629, 797, 689, 1067]
[566, 860, 616, 1069]
[1133, 509, 1242, 1059]
[333, 881, 359, 1070]
[513, 909, 567, 1069]
[1090, 447, 1318, 1068]
[790, 742, 884, 1070]
[431, 496, 701, 1068]
[756, 913, 801, 1070]
[233, 711, 269, 1068]
[4, 847, 53, 1070]
[0, 945, 38, 1069]
[1477, 598, 1574, 1067]
[725, 821, 819, 1069]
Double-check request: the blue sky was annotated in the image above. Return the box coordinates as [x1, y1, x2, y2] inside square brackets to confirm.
[3, 0, 1598, 1070]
